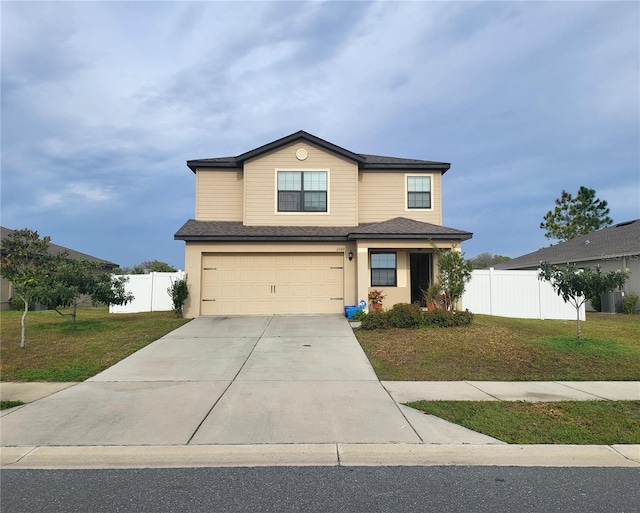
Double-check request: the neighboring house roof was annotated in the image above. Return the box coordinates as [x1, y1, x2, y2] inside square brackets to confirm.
[187, 130, 451, 173]
[174, 217, 472, 243]
[494, 219, 640, 270]
[0, 226, 118, 268]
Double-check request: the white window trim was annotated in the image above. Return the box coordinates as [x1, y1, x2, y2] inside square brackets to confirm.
[404, 173, 434, 212]
[274, 169, 331, 215]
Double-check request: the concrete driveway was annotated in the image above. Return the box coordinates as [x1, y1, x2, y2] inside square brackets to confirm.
[0, 315, 500, 447]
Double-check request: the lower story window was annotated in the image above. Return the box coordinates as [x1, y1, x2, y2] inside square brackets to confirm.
[371, 252, 397, 286]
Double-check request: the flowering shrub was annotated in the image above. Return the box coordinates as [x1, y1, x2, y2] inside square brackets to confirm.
[368, 289, 386, 304]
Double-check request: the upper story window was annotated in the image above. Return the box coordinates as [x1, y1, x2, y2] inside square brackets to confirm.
[371, 252, 397, 287]
[278, 171, 327, 212]
[407, 175, 431, 209]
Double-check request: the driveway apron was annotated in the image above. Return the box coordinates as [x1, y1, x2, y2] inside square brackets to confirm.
[0, 315, 423, 446]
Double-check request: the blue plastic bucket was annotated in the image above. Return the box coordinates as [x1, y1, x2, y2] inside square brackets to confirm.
[344, 306, 359, 319]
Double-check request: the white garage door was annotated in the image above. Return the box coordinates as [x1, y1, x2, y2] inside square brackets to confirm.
[201, 253, 344, 315]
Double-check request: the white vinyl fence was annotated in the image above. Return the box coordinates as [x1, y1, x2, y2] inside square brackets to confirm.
[109, 271, 185, 314]
[462, 269, 585, 321]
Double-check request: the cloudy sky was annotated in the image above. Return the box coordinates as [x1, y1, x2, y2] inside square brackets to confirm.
[2, 1, 638, 269]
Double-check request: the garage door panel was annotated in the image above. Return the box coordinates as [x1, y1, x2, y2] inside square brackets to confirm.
[201, 253, 344, 315]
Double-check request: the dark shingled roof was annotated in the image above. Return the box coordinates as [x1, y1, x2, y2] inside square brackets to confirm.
[0, 226, 118, 268]
[494, 219, 640, 270]
[174, 217, 472, 242]
[187, 130, 450, 173]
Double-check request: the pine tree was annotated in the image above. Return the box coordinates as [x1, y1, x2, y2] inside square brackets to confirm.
[540, 186, 612, 242]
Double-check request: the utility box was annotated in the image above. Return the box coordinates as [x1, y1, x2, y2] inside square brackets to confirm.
[601, 291, 624, 313]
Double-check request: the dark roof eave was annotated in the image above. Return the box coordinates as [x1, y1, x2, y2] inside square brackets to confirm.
[187, 160, 451, 174]
[186, 130, 451, 173]
[175, 233, 473, 242]
[174, 235, 348, 242]
[348, 233, 472, 241]
[187, 160, 240, 172]
[361, 163, 451, 173]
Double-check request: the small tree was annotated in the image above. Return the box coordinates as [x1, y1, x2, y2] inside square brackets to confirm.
[538, 262, 628, 341]
[468, 252, 511, 269]
[433, 243, 473, 311]
[0, 229, 64, 347]
[168, 275, 188, 318]
[540, 186, 613, 242]
[39, 258, 134, 323]
[114, 260, 177, 274]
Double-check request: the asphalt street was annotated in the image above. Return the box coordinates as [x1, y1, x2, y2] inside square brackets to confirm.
[2, 466, 639, 513]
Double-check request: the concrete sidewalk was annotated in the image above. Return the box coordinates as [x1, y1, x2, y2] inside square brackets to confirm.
[1, 315, 639, 468]
[382, 381, 640, 403]
[3, 380, 638, 405]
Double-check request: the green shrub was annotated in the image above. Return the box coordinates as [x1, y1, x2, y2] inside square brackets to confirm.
[590, 295, 602, 312]
[167, 276, 189, 318]
[622, 293, 638, 314]
[360, 311, 389, 330]
[423, 310, 474, 328]
[387, 303, 424, 328]
[352, 309, 368, 322]
[452, 310, 474, 326]
[423, 310, 455, 327]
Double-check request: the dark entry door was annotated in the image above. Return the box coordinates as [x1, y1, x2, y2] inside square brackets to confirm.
[410, 253, 432, 305]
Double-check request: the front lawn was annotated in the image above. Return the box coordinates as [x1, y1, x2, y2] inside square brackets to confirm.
[407, 400, 640, 444]
[355, 313, 640, 381]
[0, 307, 190, 381]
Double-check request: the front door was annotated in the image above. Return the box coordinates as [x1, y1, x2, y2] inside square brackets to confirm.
[410, 253, 432, 306]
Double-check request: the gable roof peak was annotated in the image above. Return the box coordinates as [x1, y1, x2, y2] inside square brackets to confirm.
[234, 130, 365, 165]
[187, 131, 451, 173]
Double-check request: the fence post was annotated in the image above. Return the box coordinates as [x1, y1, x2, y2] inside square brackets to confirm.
[149, 272, 156, 312]
[538, 275, 543, 320]
[488, 267, 494, 316]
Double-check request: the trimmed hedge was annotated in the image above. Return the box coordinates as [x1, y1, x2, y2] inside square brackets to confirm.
[360, 311, 390, 330]
[358, 303, 474, 330]
[423, 309, 473, 327]
[387, 303, 424, 328]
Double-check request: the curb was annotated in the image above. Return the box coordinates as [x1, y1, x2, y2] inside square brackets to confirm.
[2, 444, 639, 469]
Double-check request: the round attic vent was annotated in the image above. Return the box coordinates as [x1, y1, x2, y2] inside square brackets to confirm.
[296, 148, 308, 161]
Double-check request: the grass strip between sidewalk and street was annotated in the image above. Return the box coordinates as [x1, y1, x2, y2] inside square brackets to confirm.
[406, 400, 640, 444]
[356, 313, 640, 381]
[1, 400, 24, 410]
[1, 307, 190, 382]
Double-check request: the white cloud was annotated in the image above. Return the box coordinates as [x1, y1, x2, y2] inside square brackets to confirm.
[38, 182, 116, 208]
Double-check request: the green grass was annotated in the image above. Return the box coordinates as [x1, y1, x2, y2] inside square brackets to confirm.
[406, 400, 640, 444]
[355, 313, 640, 381]
[0, 307, 190, 381]
[0, 400, 25, 410]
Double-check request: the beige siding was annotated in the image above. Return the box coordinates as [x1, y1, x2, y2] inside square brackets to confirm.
[243, 142, 358, 226]
[368, 250, 411, 306]
[354, 239, 456, 311]
[195, 169, 243, 221]
[358, 171, 442, 224]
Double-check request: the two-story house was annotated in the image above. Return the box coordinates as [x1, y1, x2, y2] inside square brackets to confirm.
[175, 131, 472, 317]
